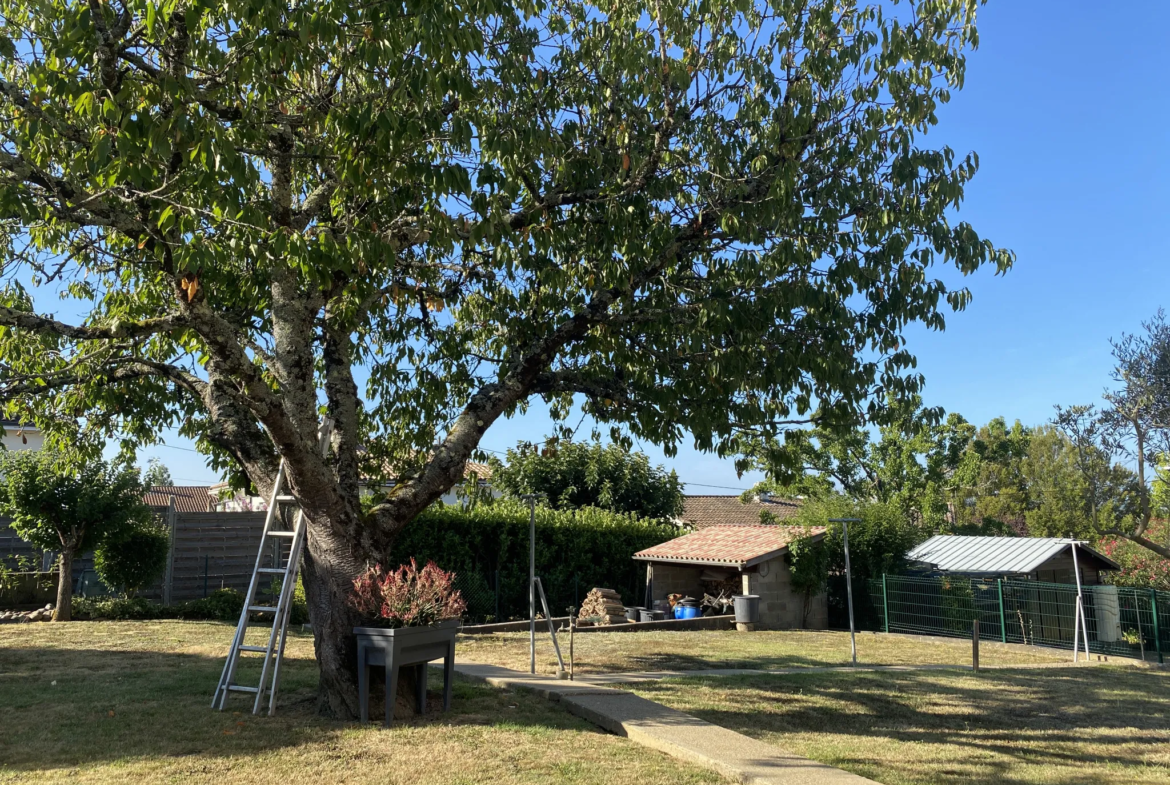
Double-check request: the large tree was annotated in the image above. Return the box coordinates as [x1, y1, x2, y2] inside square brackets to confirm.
[0, 0, 1010, 716]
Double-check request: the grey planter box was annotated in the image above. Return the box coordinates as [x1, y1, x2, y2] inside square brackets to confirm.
[355, 619, 458, 726]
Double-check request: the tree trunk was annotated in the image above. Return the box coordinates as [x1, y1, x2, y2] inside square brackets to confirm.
[53, 550, 72, 622]
[300, 521, 367, 719]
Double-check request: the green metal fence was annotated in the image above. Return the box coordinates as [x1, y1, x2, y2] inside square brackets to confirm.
[869, 574, 1170, 663]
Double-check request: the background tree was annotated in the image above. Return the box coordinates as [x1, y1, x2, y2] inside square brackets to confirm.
[786, 496, 921, 627]
[0, 451, 152, 620]
[1054, 312, 1170, 558]
[93, 520, 170, 597]
[490, 440, 684, 520]
[141, 458, 173, 488]
[744, 397, 975, 530]
[0, 0, 1010, 716]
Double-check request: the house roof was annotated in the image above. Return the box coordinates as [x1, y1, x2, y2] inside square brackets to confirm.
[907, 535, 1121, 575]
[363, 458, 493, 486]
[679, 495, 802, 529]
[144, 485, 215, 513]
[634, 524, 825, 569]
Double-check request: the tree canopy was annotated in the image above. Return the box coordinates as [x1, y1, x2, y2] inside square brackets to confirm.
[489, 440, 684, 520]
[0, 0, 1008, 716]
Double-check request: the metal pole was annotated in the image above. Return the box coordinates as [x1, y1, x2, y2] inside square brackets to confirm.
[881, 574, 889, 633]
[997, 578, 1007, 643]
[831, 518, 860, 666]
[524, 495, 536, 674]
[1071, 542, 1089, 661]
[1151, 589, 1163, 665]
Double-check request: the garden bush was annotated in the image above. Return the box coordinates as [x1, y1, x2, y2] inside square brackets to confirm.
[93, 521, 170, 597]
[391, 499, 680, 621]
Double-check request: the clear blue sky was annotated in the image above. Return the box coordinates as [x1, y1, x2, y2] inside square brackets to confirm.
[140, 1, 1170, 491]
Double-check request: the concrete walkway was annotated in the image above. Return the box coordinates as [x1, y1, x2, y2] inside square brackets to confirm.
[454, 662, 878, 785]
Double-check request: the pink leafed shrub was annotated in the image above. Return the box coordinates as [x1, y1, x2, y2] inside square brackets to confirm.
[349, 559, 467, 628]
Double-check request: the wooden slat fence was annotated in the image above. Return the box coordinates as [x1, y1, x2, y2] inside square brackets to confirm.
[0, 510, 272, 606]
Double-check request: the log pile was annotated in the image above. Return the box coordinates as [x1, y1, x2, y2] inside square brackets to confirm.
[579, 587, 628, 624]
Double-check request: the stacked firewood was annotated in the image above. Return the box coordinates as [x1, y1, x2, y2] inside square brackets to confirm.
[579, 587, 628, 624]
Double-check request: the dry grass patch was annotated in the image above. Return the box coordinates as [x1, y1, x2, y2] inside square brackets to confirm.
[458, 628, 1068, 675]
[0, 620, 727, 785]
[623, 666, 1170, 785]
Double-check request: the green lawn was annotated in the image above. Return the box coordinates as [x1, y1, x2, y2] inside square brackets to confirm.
[458, 628, 1069, 675]
[623, 667, 1170, 785]
[0, 620, 727, 785]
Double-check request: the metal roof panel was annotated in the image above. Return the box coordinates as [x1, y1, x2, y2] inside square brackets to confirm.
[907, 535, 1118, 574]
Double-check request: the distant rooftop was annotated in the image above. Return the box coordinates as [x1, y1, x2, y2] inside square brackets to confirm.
[143, 485, 216, 513]
[635, 524, 825, 569]
[908, 535, 1120, 575]
[679, 495, 802, 529]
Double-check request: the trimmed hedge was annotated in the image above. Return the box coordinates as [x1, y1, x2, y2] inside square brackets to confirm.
[391, 499, 680, 622]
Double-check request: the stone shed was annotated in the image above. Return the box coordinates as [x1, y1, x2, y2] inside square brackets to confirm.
[633, 525, 828, 629]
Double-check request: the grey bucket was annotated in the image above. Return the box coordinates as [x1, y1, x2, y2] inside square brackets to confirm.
[732, 594, 760, 624]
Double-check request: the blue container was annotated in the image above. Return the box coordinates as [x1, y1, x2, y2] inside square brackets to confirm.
[674, 604, 700, 620]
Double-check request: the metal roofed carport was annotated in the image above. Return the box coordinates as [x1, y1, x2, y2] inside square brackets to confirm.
[907, 535, 1120, 577]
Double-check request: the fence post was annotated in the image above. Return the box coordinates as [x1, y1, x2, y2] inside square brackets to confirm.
[203, 554, 209, 599]
[162, 498, 177, 606]
[972, 619, 980, 672]
[881, 574, 889, 633]
[494, 569, 500, 621]
[1151, 589, 1164, 665]
[997, 579, 1007, 643]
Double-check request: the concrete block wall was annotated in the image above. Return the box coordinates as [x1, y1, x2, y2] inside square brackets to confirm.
[649, 563, 705, 605]
[741, 555, 827, 630]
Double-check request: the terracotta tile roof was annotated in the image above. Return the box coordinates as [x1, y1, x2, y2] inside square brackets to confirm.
[634, 524, 826, 568]
[680, 495, 802, 529]
[364, 457, 493, 485]
[144, 485, 215, 513]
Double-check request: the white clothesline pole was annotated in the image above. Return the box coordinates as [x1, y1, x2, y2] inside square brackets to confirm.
[1071, 542, 1090, 662]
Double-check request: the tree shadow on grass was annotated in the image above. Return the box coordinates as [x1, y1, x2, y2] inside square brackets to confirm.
[621, 651, 850, 672]
[0, 646, 605, 775]
[631, 667, 1170, 785]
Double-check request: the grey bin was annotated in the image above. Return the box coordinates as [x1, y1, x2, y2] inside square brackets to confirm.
[625, 606, 646, 622]
[732, 594, 760, 624]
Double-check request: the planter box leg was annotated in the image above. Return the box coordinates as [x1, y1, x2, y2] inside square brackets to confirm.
[385, 659, 398, 729]
[443, 641, 454, 712]
[415, 663, 427, 714]
[358, 643, 369, 725]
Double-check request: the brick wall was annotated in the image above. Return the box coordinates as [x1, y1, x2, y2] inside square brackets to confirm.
[741, 555, 827, 630]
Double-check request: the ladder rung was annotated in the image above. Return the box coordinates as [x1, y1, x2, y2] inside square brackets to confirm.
[274, 495, 297, 503]
[227, 685, 259, 693]
[258, 567, 287, 574]
[249, 605, 280, 613]
[266, 530, 296, 538]
[239, 645, 270, 653]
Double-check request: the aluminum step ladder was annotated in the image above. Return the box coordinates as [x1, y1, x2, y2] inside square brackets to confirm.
[212, 418, 332, 715]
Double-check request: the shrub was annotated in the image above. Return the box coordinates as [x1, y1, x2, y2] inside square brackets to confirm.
[391, 499, 679, 620]
[71, 588, 246, 622]
[93, 522, 170, 597]
[176, 588, 246, 621]
[350, 559, 466, 627]
[72, 596, 159, 620]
